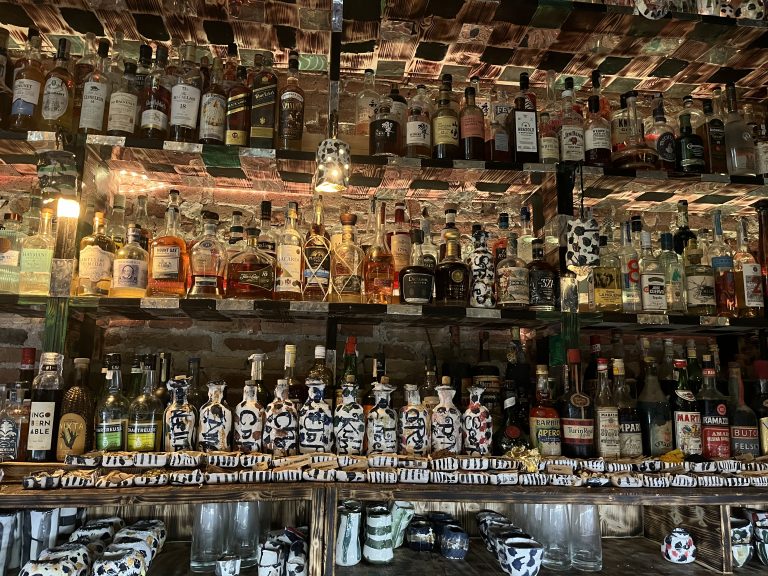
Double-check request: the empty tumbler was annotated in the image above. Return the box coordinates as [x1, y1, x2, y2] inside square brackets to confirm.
[570, 505, 602, 571]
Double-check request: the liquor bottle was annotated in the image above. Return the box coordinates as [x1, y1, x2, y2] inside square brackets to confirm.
[126, 354, 143, 400]
[148, 190, 188, 297]
[284, 344, 306, 406]
[105, 194, 126, 250]
[559, 78, 585, 163]
[275, 202, 303, 301]
[225, 226, 275, 300]
[581, 335, 600, 400]
[419, 208, 439, 273]
[106, 62, 138, 136]
[39, 38, 74, 132]
[55, 357, 93, 461]
[724, 82, 756, 175]
[466, 226, 494, 308]
[701, 96, 727, 174]
[0, 385, 19, 461]
[302, 196, 332, 301]
[757, 117, 768, 177]
[670, 359, 702, 455]
[637, 358, 672, 456]
[70, 31, 95, 128]
[504, 76, 536, 164]
[612, 90, 660, 169]
[684, 340, 702, 396]
[109, 226, 148, 297]
[593, 358, 620, 459]
[328, 212, 363, 303]
[584, 95, 611, 167]
[225, 211, 245, 263]
[186, 357, 208, 411]
[95, 353, 128, 452]
[399, 229, 434, 305]
[589, 69, 610, 119]
[156, 352, 173, 407]
[247, 52, 278, 147]
[164, 376, 196, 451]
[469, 330, 500, 417]
[611, 359, 641, 458]
[18, 208, 54, 296]
[493, 380, 531, 455]
[560, 349, 595, 458]
[432, 74, 459, 160]
[18, 348, 36, 389]
[697, 354, 730, 459]
[644, 95, 676, 171]
[438, 203, 458, 261]
[7, 383, 29, 461]
[364, 202, 394, 304]
[684, 238, 716, 316]
[225, 65, 249, 146]
[134, 44, 152, 92]
[221, 42, 239, 91]
[673, 200, 697, 255]
[734, 217, 764, 317]
[495, 233, 529, 310]
[169, 42, 203, 143]
[235, 375, 265, 453]
[139, 45, 171, 140]
[78, 211, 116, 296]
[752, 360, 768, 455]
[188, 212, 226, 299]
[709, 210, 737, 317]
[491, 212, 510, 267]
[728, 363, 760, 456]
[198, 57, 226, 145]
[22, 195, 42, 237]
[435, 228, 469, 306]
[389, 202, 411, 291]
[278, 50, 304, 151]
[0, 213, 21, 294]
[529, 364, 561, 456]
[246, 353, 273, 408]
[518, 206, 535, 265]
[405, 84, 432, 158]
[257, 201, 277, 258]
[675, 113, 706, 174]
[527, 238, 558, 311]
[658, 232, 686, 314]
[127, 354, 163, 452]
[27, 352, 63, 462]
[638, 230, 666, 312]
[592, 233, 622, 312]
[197, 381, 233, 451]
[369, 95, 401, 156]
[9, 33, 44, 132]
[354, 68, 378, 136]
[78, 39, 111, 135]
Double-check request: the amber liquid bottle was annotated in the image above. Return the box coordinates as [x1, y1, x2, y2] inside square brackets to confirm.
[250, 52, 278, 149]
[225, 65, 250, 146]
[432, 75, 459, 160]
[529, 364, 562, 456]
[168, 43, 202, 143]
[460, 86, 485, 160]
[9, 35, 44, 132]
[278, 51, 304, 151]
[198, 57, 226, 145]
[39, 38, 75, 133]
[139, 45, 171, 140]
[434, 228, 470, 306]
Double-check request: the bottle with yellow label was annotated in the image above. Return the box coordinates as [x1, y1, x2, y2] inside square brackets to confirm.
[431, 74, 459, 160]
[56, 358, 94, 461]
[127, 354, 163, 451]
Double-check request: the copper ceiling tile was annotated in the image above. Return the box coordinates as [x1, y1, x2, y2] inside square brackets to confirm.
[341, 52, 376, 72]
[635, 77, 675, 92]
[488, 24, 524, 49]
[656, 17, 697, 37]
[523, 27, 560, 50]
[201, 0, 228, 21]
[21, 5, 74, 36]
[508, 48, 543, 67]
[563, 52, 604, 77]
[610, 36, 647, 57]
[672, 39, 710, 61]
[231, 21, 277, 51]
[549, 31, 591, 53]
[593, 13, 632, 35]
[456, 0, 501, 25]
[264, 1, 300, 27]
[96, 10, 142, 40]
[406, 57, 443, 79]
[726, 26, 766, 49]
[342, 19, 379, 43]
[675, 61, 720, 84]
[296, 29, 329, 55]
[422, 16, 461, 43]
[383, 0, 430, 20]
[126, 0, 164, 13]
[739, 67, 768, 88]
[297, 0, 331, 9]
[468, 62, 503, 80]
[163, 15, 196, 42]
[727, 47, 768, 69]
[299, 8, 331, 31]
[378, 37, 417, 61]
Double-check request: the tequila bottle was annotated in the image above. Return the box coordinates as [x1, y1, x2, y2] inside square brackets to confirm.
[639, 230, 666, 312]
[95, 353, 128, 452]
[127, 354, 163, 452]
[188, 212, 226, 299]
[469, 227, 495, 308]
[684, 238, 716, 316]
[18, 208, 54, 296]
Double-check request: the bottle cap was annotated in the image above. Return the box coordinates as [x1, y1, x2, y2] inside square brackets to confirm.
[565, 77, 574, 90]
[567, 348, 581, 364]
[591, 69, 601, 87]
[536, 365, 548, 375]
[660, 232, 673, 251]
[441, 376, 452, 385]
[105, 352, 121, 367]
[74, 357, 90, 366]
[465, 86, 475, 97]
[143, 354, 157, 370]
[755, 360, 768, 380]
[40, 352, 60, 366]
[597, 358, 608, 370]
[124, 61, 137, 74]
[139, 44, 152, 63]
[340, 212, 357, 226]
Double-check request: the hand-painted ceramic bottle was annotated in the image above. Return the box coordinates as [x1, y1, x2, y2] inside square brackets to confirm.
[234, 379, 264, 453]
[398, 384, 430, 456]
[469, 228, 496, 308]
[334, 375, 365, 455]
[431, 385, 462, 454]
[299, 378, 333, 454]
[197, 380, 233, 451]
[366, 378, 397, 454]
[163, 377, 197, 452]
[264, 379, 298, 457]
[335, 499, 362, 567]
[462, 385, 492, 455]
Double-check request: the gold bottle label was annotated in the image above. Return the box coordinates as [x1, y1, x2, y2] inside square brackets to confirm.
[56, 413, 86, 460]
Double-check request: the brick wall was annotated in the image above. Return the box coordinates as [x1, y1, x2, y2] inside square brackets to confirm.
[0, 316, 44, 383]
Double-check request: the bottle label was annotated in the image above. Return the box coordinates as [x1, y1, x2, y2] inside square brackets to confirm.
[407, 121, 431, 146]
[618, 418, 643, 457]
[250, 84, 277, 140]
[674, 410, 702, 454]
[141, 108, 169, 132]
[20, 248, 53, 274]
[276, 245, 302, 293]
[236, 267, 275, 291]
[258, 240, 276, 254]
[422, 253, 437, 272]
[95, 421, 124, 450]
[333, 274, 362, 295]
[711, 255, 733, 271]
[150, 245, 180, 279]
[193, 276, 217, 288]
[593, 266, 622, 308]
[303, 246, 330, 287]
[356, 96, 377, 127]
[675, 389, 696, 402]
[401, 272, 433, 304]
[279, 91, 304, 141]
[107, 91, 138, 133]
[0, 249, 19, 267]
[390, 234, 411, 272]
[648, 415, 674, 456]
[41, 77, 69, 120]
[596, 407, 620, 457]
[127, 423, 158, 451]
[656, 131, 676, 162]
[170, 84, 201, 129]
[497, 264, 529, 306]
[460, 114, 484, 139]
[433, 116, 459, 146]
[742, 263, 764, 307]
[79, 81, 109, 130]
[529, 269, 556, 308]
[540, 136, 560, 161]
[702, 419, 730, 459]
[371, 119, 400, 151]
[666, 265, 685, 308]
[560, 124, 585, 162]
[585, 126, 611, 152]
[199, 93, 226, 141]
[686, 274, 716, 307]
[493, 131, 509, 153]
[514, 111, 537, 153]
[27, 401, 56, 451]
[640, 272, 667, 311]
[562, 417, 595, 445]
[12, 78, 41, 117]
[226, 91, 249, 146]
[79, 245, 114, 283]
[56, 412, 87, 459]
[112, 257, 148, 289]
[529, 416, 561, 456]
[0, 415, 18, 459]
[731, 425, 760, 456]
[680, 142, 705, 167]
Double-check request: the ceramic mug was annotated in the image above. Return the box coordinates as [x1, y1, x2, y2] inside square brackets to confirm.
[731, 518, 754, 544]
[440, 525, 469, 560]
[363, 506, 393, 564]
[733, 543, 753, 568]
[500, 540, 544, 576]
[756, 540, 768, 566]
[406, 520, 435, 552]
[661, 528, 696, 564]
[496, 536, 539, 570]
[335, 500, 362, 567]
[754, 526, 768, 543]
[390, 501, 415, 549]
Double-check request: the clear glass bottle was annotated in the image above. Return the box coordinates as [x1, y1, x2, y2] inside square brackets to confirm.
[369, 96, 401, 156]
[527, 238, 558, 311]
[538, 70, 561, 164]
[432, 74, 459, 160]
[9, 34, 44, 132]
[107, 61, 138, 136]
[559, 78, 585, 163]
[275, 202, 303, 301]
[39, 38, 74, 133]
[18, 208, 54, 296]
[302, 195, 332, 301]
[594, 358, 620, 459]
[278, 50, 304, 151]
[148, 189, 189, 297]
[684, 238, 716, 316]
[724, 82, 756, 176]
[592, 232, 622, 312]
[198, 57, 226, 145]
[127, 354, 163, 452]
[644, 95, 676, 171]
[22, 195, 41, 237]
[637, 358, 672, 456]
[139, 45, 171, 140]
[106, 194, 126, 250]
[584, 95, 611, 167]
[225, 227, 275, 300]
[95, 353, 129, 452]
[257, 200, 277, 258]
[109, 226, 148, 297]
[134, 194, 152, 251]
[639, 230, 666, 312]
[673, 199, 697, 256]
[0, 213, 22, 294]
[169, 42, 203, 143]
[73, 31, 96, 130]
[188, 212, 227, 299]
[332, 212, 364, 303]
[388, 84, 408, 152]
[619, 221, 641, 313]
[518, 206, 535, 263]
[734, 217, 763, 317]
[612, 90, 660, 169]
[658, 232, 686, 313]
[406, 84, 432, 158]
[27, 352, 63, 462]
[364, 202, 394, 304]
[389, 202, 411, 293]
[355, 68, 378, 136]
[77, 211, 116, 296]
[78, 39, 111, 135]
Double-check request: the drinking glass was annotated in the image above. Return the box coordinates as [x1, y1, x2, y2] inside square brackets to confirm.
[227, 501, 260, 568]
[541, 504, 571, 571]
[191, 503, 229, 572]
[570, 505, 603, 571]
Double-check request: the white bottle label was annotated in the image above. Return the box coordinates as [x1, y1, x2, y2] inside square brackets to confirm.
[41, 77, 69, 120]
[199, 93, 226, 141]
[585, 126, 611, 152]
[494, 131, 509, 152]
[560, 124, 585, 161]
[596, 406, 620, 458]
[141, 108, 168, 131]
[11, 78, 41, 117]
[742, 263, 764, 307]
[151, 245, 180, 279]
[686, 273, 716, 307]
[171, 84, 201, 129]
[20, 248, 53, 273]
[406, 120, 430, 146]
[391, 234, 411, 273]
[496, 264, 529, 305]
[0, 250, 19, 267]
[640, 272, 667, 311]
[514, 111, 537, 152]
[79, 245, 114, 282]
[80, 81, 110, 130]
[113, 257, 148, 289]
[107, 91, 138, 133]
[28, 401, 56, 451]
[194, 276, 217, 288]
[540, 136, 560, 161]
[276, 244, 302, 293]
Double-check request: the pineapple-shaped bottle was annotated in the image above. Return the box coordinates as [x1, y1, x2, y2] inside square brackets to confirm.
[398, 383, 430, 456]
[462, 385, 493, 455]
[234, 379, 264, 453]
[264, 379, 298, 457]
[334, 375, 365, 455]
[163, 376, 197, 451]
[299, 378, 333, 454]
[431, 379, 462, 454]
[366, 377, 397, 454]
[469, 226, 496, 308]
[197, 380, 233, 451]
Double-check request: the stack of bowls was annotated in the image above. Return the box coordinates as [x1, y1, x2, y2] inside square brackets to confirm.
[477, 511, 543, 576]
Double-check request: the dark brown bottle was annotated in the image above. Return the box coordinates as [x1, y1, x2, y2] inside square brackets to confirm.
[560, 348, 596, 458]
[460, 86, 485, 160]
[432, 74, 459, 160]
[676, 112, 706, 174]
[584, 95, 612, 167]
[510, 75, 539, 163]
[250, 52, 278, 148]
[434, 228, 469, 305]
[27, 352, 64, 463]
[225, 65, 250, 146]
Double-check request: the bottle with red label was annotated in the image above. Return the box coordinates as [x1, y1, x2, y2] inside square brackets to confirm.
[728, 362, 760, 456]
[560, 349, 595, 458]
[460, 86, 485, 160]
[671, 359, 702, 456]
[529, 365, 561, 456]
[697, 354, 730, 459]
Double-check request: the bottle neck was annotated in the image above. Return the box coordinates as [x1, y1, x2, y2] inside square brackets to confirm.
[341, 224, 356, 244]
[250, 357, 264, 382]
[164, 207, 179, 235]
[142, 366, 156, 395]
[535, 375, 550, 402]
[38, 212, 53, 237]
[203, 222, 217, 236]
[410, 241, 425, 266]
[443, 238, 461, 260]
[729, 368, 745, 406]
[106, 366, 122, 393]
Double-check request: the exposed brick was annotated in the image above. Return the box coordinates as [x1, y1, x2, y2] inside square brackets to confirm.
[147, 319, 194, 330]
[223, 338, 280, 353]
[260, 320, 325, 336]
[0, 328, 30, 346]
[338, 324, 375, 337]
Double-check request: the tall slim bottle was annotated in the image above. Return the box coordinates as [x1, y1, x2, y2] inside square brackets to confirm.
[198, 57, 226, 145]
[638, 230, 666, 312]
[39, 38, 74, 132]
[702, 96, 727, 174]
[710, 209, 737, 317]
[278, 50, 304, 151]
[728, 363, 760, 457]
[275, 202, 303, 301]
[139, 45, 171, 140]
[364, 202, 394, 304]
[658, 232, 686, 314]
[594, 358, 620, 459]
[250, 52, 278, 148]
[302, 195, 332, 301]
[752, 360, 768, 455]
[637, 359, 672, 456]
[9, 34, 44, 132]
[95, 353, 129, 452]
[432, 74, 459, 160]
[619, 222, 641, 313]
[724, 82, 756, 175]
[169, 42, 203, 143]
[78, 40, 111, 135]
[697, 354, 730, 459]
[670, 359, 702, 456]
[734, 217, 764, 317]
[27, 353, 64, 462]
[559, 78, 585, 163]
[614, 359, 642, 458]
[460, 86, 485, 160]
[561, 349, 595, 458]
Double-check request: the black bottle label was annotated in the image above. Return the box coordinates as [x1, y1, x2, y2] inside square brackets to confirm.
[529, 269, 556, 307]
[401, 272, 433, 304]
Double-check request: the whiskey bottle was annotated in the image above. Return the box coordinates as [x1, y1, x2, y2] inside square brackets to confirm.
[109, 226, 148, 297]
[584, 95, 611, 167]
[169, 42, 203, 143]
[39, 38, 74, 133]
[198, 57, 226, 145]
[684, 238, 716, 316]
[734, 217, 763, 317]
[702, 96, 727, 174]
[369, 96, 401, 156]
[728, 363, 760, 456]
[438, 203, 458, 261]
[225, 227, 275, 300]
[406, 85, 432, 159]
[561, 349, 595, 458]
[222, 42, 239, 91]
[275, 202, 303, 301]
[614, 359, 642, 458]
[278, 50, 304, 151]
[460, 86, 485, 160]
[399, 229, 434, 305]
[435, 228, 469, 306]
[148, 190, 188, 297]
[724, 82, 756, 175]
[559, 78, 585, 163]
[671, 359, 702, 455]
[9, 33, 44, 132]
[27, 352, 63, 462]
[73, 32, 96, 130]
[249, 52, 278, 148]
[527, 238, 558, 311]
[539, 71, 560, 163]
[127, 354, 163, 452]
[106, 62, 138, 136]
[432, 74, 459, 160]
[529, 364, 562, 456]
[388, 84, 408, 152]
[496, 233, 529, 309]
[56, 357, 93, 461]
[188, 212, 227, 298]
[302, 195, 332, 301]
[675, 113, 706, 173]
[95, 353, 129, 452]
[389, 202, 411, 292]
[78, 39, 112, 135]
[697, 354, 730, 459]
[510, 73, 538, 163]
[135, 44, 152, 92]
[139, 45, 171, 140]
[225, 65, 250, 146]
[364, 202, 394, 304]
[355, 68, 378, 136]
[78, 211, 116, 296]
[594, 358, 620, 459]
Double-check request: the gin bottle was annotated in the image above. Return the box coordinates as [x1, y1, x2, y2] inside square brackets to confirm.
[18, 208, 54, 296]
[658, 233, 686, 313]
